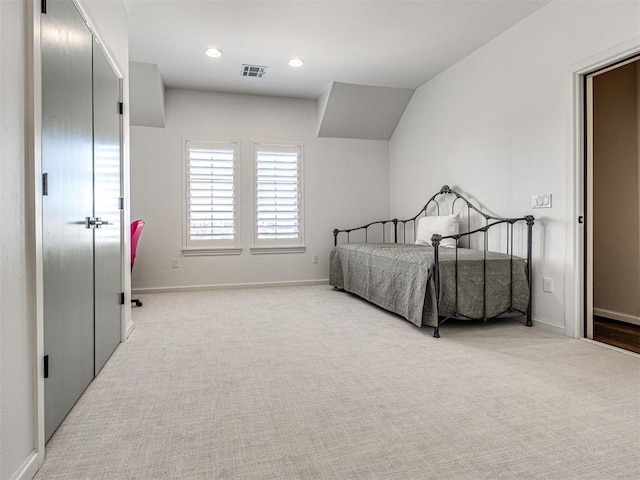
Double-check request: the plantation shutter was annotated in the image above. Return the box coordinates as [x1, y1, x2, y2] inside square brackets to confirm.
[255, 145, 302, 243]
[186, 141, 237, 247]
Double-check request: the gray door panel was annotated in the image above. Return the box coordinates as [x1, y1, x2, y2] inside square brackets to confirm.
[93, 39, 123, 375]
[42, 0, 95, 440]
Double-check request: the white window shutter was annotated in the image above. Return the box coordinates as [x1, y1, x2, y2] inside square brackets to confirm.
[255, 145, 301, 243]
[186, 141, 237, 246]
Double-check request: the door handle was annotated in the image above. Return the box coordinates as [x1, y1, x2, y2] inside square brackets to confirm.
[86, 216, 106, 229]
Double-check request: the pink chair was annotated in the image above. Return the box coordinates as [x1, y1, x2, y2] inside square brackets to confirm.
[130, 219, 145, 307]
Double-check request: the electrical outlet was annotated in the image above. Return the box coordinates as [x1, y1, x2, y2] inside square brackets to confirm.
[312, 255, 319, 264]
[543, 277, 553, 293]
[171, 258, 180, 269]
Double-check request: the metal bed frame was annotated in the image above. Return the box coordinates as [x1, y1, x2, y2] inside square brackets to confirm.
[332, 185, 535, 337]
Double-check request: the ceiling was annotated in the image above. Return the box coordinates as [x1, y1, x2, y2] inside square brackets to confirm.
[124, 0, 549, 100]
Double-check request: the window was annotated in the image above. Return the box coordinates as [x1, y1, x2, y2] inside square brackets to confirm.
[252, 143, 304, 253]
[183, 140, 241, 255]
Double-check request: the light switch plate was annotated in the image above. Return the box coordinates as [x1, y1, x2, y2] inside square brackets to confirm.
[531, 193, 552, 209]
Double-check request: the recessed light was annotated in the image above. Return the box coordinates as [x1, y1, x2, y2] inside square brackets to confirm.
[288, 58, 304, 67]
[205, 48, 223, 58]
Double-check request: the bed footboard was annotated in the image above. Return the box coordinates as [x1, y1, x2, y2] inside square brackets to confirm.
[431, 214, 535, 332]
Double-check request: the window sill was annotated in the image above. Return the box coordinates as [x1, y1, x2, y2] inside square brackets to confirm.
[182, 247, 242, 257]
[250, 246, 306, 255]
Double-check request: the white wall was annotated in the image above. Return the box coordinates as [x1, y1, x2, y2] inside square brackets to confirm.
[0, 2, 35, 479]
[129, 62, 165, 128]
[131, 89, 389, 290]
[389, 0, 640, 335]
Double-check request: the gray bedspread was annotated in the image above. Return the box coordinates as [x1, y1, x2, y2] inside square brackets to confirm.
[329, 243, 529, 328]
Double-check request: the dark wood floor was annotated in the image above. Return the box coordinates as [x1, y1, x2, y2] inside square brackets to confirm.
[593, 316, 640, 354]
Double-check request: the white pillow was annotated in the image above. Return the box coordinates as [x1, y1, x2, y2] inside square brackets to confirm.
[415, 214, 460, 248]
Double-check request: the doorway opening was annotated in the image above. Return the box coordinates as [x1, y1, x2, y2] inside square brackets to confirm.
[585, 55, 640, 354]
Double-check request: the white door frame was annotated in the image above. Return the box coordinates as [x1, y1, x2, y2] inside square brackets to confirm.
[569, 37, 640, 341]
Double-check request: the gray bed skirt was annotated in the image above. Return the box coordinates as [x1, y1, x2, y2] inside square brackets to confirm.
[329, 243, 529, 328]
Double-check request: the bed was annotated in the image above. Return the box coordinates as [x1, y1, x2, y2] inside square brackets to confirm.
[329, 185, 535, 337]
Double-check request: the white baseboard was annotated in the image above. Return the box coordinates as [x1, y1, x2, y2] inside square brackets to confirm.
[530, 316, 566, 336]
[11, 450, 41, 480]
[132, 279, 330, 295]
[593, 308, 640, 326]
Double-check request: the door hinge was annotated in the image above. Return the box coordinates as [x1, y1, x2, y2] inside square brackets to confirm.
[44, 355, 49, 378]
[41, 0, 47, 14]
[118, 197, 124, 210]
[42, 173, 48, 196]
[118, 102, 123, 115]
[578, 216, 584, 224]
[120, 292, 125, 305]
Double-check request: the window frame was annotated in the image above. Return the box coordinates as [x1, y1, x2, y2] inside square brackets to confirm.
[251, 142, 305, 254]
[182, 138, 242, 256]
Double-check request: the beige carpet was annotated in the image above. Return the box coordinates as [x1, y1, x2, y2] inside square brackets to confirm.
[36, 285, 640, 479]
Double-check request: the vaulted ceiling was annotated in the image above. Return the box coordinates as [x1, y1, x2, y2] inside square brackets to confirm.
[124, 1, 549, 138]
[124, 0, 549, 100]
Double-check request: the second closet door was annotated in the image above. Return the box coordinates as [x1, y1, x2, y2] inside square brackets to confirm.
[93, 38, 123, 376]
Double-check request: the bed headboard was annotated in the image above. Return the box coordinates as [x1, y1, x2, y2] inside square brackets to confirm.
[333, 185, 534, 259]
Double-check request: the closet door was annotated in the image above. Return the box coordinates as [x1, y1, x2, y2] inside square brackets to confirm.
[93, 39, 123, 375]
[42, 0, 95, 440]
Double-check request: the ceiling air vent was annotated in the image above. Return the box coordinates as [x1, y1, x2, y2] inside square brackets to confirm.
[241, 64, 267, 78]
